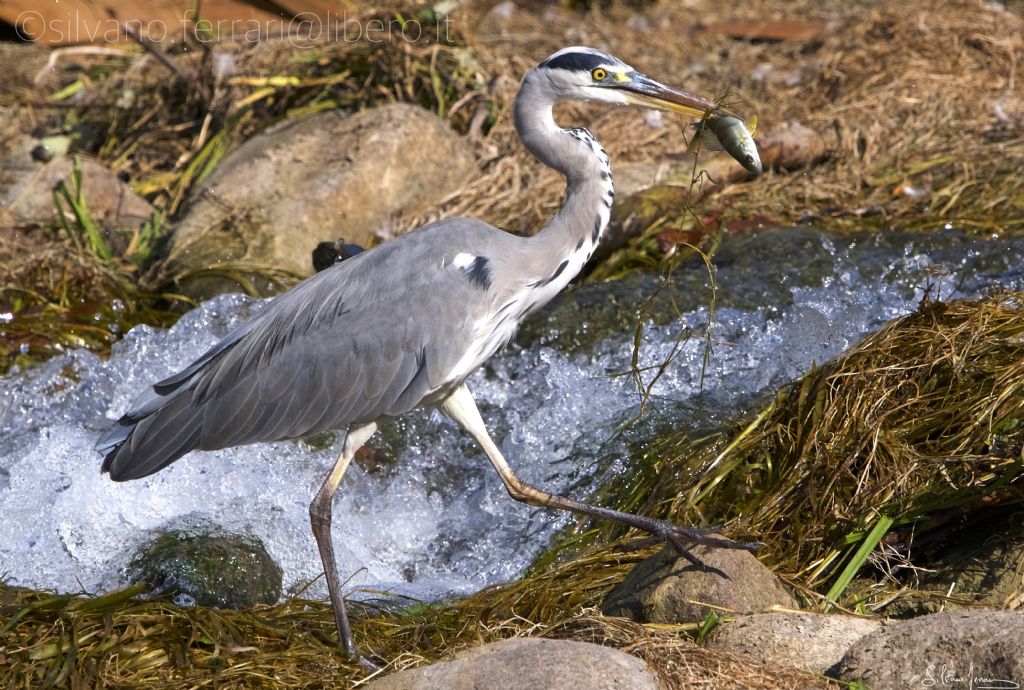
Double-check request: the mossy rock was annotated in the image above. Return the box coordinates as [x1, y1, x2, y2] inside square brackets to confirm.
[127, 529, 282, 609]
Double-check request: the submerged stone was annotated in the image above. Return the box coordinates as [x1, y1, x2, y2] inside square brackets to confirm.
[127, 528, 282, 609]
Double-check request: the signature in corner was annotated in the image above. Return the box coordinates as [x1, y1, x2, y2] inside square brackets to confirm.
[922, 662, 1020, 690]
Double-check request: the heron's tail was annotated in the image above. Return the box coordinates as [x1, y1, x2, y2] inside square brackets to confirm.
[96, 386, 204, 481]
[97, 312, 257, 481]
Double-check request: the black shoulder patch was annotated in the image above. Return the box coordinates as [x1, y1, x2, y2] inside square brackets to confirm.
[465, 255, 492, 290]
[542, 50, 608, 73]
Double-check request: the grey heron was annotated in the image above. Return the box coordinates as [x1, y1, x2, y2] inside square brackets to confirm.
[97, 46, 761, 668]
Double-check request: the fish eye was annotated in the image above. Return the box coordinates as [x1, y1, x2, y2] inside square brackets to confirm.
[591, 68, 607, 82]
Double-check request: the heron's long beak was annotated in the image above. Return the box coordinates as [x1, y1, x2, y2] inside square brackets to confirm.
[609, 72, 732, 119]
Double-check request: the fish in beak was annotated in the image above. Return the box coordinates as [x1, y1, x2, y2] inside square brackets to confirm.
[609, 72, 762, 174]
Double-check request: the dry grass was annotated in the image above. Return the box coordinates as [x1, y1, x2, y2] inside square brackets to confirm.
[598, 291, 1024, 605]
[0, 589, 837, 689]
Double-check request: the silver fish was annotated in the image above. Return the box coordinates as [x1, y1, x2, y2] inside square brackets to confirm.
[688, 114, 762, 175]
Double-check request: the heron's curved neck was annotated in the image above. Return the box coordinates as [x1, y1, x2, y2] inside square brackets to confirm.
[513, 73, 614, 286]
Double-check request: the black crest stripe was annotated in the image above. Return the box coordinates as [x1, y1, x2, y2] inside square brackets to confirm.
[541, 51, 608, 73]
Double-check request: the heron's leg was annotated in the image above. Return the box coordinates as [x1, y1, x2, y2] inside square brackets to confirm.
[309, 421, 378, 668]
[439, 385, 761, 565]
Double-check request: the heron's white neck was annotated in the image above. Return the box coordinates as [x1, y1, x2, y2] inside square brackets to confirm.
[510, 72, 614, 311]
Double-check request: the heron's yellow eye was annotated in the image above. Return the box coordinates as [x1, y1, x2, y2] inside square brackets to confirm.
[591, 68, 607, 81]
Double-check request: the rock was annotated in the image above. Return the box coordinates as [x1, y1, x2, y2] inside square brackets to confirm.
[161, 104, 477, 297]
[602, 545, 796, 624]
[708, 612, 881, 675]
[0, 151, 154, 235]
[935, 529, 1024, 610]
[127, 528, 282, 609]
[833, 609, 1024, 690]
[363, 637, 662, 690]
[757, 122, 831, 173]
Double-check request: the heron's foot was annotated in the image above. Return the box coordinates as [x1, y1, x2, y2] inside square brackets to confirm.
[655, 520, 764, 552]
[337, 640, 382, 673]
[331, 620, 382, 673]
[617, 519, 763, 566]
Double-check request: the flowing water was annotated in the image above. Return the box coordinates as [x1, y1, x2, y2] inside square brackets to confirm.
[1, 228, 1022, 602]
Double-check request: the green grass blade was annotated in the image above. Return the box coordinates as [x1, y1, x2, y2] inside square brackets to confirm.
[53, 157, 114, 263]
[824, 514, 894, 610]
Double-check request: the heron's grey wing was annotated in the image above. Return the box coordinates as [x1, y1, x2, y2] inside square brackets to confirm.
[99, 223, 504, 480]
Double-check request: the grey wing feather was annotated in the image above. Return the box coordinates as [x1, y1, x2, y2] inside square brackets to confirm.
[98, 220, 505, 481]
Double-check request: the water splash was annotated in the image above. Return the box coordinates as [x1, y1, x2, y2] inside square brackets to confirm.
[1, 229, 1022, 601]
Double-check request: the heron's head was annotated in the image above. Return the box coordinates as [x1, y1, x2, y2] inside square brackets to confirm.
[533, 46, 728, 119]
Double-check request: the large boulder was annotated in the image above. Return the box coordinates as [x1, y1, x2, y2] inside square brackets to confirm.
[363, 637, 662, 690]
[161, 103, 477, 297]
[832, 610, 1024, 690]
[708, 612, 881, 675]
[602, 545, 796, 624]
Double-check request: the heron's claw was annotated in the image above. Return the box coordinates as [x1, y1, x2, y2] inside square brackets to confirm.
[614, 519, 763, 566]
[647, 518, 764, 564]
[349, 651, 382, 674]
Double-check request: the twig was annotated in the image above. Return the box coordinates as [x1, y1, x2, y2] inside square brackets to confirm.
[118, 20, 189, 83]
